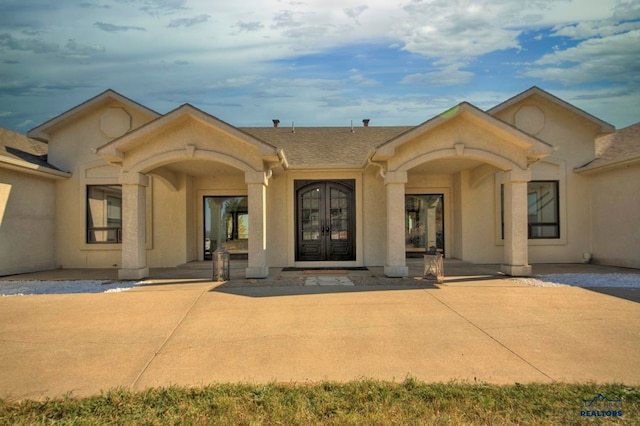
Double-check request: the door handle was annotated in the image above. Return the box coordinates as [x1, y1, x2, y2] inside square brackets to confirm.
[320, 219, 330, 236]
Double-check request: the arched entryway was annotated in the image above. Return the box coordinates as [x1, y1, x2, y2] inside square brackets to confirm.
[96, 104, 281, 279]
[371, 103, 554, 277]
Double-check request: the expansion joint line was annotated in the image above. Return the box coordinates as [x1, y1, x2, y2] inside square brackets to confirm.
[130, 287, 209, 390]
[423, 290, 555, 382]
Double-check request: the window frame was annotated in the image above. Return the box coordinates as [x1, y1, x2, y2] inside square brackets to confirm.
[86, 184, 123, 244]
[500, 180, 560, 240]
[526, 180, 560, 239]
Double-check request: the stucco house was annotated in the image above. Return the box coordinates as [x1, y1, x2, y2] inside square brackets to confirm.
[1, 87, 638, 279]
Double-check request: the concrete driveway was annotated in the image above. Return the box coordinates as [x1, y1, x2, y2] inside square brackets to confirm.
[1, 272, 639, 401]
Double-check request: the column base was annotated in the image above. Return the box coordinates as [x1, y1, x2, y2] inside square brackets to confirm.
[501, 264, 532, 277]
[246, 266, 269, 279]
[384, 265, 409, 278]
[118, 267, 149, 280]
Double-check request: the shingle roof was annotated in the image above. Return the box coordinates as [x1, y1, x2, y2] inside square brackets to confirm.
[0, 127, 66, 172]
[240, 126, 412, 167]
[577, 122, 640, 172]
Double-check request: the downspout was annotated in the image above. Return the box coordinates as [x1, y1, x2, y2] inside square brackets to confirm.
[266, 149, 289, 180]
[366, 149, 387, 178]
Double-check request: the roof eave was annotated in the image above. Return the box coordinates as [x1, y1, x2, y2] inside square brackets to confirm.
[575, 156, 640, 175]
[0, 156, 71, 179]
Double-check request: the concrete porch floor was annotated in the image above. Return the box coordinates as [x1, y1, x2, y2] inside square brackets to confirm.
[2, 258, 638, 284]
[1, 258, 639, 401]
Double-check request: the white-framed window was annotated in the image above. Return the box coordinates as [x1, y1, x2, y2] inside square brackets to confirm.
[87, 185, 122, 243]
[527, 181, 559, 239]
[501, 180, 560, 239]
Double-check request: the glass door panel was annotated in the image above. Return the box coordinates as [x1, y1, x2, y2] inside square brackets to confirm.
[330, 187, 349, 241]
[405, 194, 444, 255]
[204, 196, 248, 260]
[301, 187, 321, 241]
[296, 180, 355, 261]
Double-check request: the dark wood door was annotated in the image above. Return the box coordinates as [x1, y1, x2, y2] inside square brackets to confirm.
[296, 180, 355, 261]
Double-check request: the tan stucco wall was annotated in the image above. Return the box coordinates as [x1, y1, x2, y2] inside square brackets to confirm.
[0, 169, 56, 275]
[32, 90, 633, 272]
[45, 101, 154, 270]
[122, 120, 264, 174]
[492, 95, 601, 264]
[362, 172, 386, 265]
[265, 173, 288, 266]
[458, 171, 502, 263]
[388, 115, 528, 173]
[47, 101, 154, 173]
[146, 174, 189, 267]
[588, 165, 640, 268]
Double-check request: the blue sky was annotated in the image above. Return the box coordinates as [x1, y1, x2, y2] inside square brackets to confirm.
[0, 0, 638, 132]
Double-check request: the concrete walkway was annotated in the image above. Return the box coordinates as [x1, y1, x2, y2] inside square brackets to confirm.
[1, 261, 639, 401]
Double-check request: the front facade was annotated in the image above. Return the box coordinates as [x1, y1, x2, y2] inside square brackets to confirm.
[1, 87, 638, 278]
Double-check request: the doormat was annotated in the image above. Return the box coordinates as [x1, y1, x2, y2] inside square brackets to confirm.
[282, 267, 368, 272]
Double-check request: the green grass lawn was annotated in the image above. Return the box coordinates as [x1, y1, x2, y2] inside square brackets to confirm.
[1, 379, 638, 425]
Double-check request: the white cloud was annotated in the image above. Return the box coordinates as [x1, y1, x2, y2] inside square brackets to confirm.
[401, 65, 474, 86]
[397, 0, 523, 65]
[344, 5, 368, 21]
[0, 0, 637, 131]
[16, 119, 33, 128]
[348, 69, 379, 87]
[524, 30, 640, 84]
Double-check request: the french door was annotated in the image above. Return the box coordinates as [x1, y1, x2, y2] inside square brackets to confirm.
[295, 180, 355, 261]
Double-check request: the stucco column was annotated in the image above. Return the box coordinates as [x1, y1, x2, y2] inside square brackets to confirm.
[501, 169, 532, 276]
[384, 171, 408, 277]
[118, 171, 149, 280]
[245, 171, 269, 278]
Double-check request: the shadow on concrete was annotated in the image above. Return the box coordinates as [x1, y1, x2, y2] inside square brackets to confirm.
[137, 279, 215, 287]
[211, 283, 440, 298]
[584, 287, 640, 304]
[441, 275, 507, 284]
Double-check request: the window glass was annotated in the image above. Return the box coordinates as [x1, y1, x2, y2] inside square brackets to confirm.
[204, 196, 248, 260]
[501, 181, 559, 239]
[87, 185, 122, 243]
[405, 194, 444, 254]
[527, 181, 559, 238]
